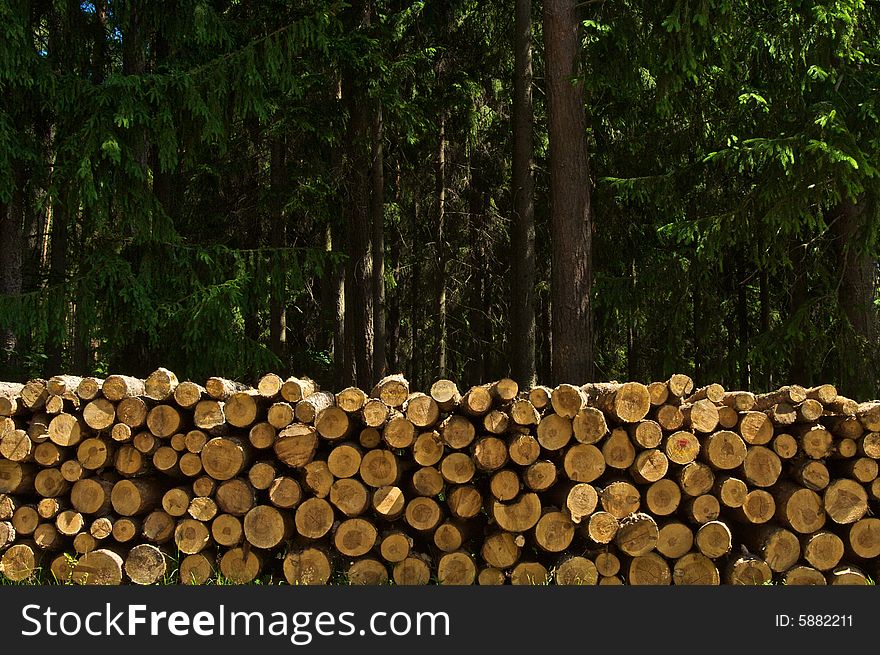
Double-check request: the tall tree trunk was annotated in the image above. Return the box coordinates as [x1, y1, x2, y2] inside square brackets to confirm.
[387, 160, 402, 371]
[789, 242, 809, 386]
[371, 102, 386, 379]
[736, 258, 750, 390]
[543, 0, 593, 385]
[833, 197, 878, 397]
[410, 201, 422, 387]
[0, 181, 23, 372]
[511, 0, 537, 387]
[435, 112, 448, 379]
[759, 265, 770, 390]
[269, 137, 288, 361]
[343, 0, 374, 389]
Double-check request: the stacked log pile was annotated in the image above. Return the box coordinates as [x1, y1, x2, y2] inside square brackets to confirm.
[1, 370, 879, 585]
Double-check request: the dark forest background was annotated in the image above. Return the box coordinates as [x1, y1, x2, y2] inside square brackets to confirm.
[0, 0, 878, 398]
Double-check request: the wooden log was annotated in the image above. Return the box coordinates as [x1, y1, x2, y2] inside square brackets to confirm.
[666, 374, 694, 398]
[437, 551, 476, 585]
[71, 478, 114, 515]
[146, 405, 182, 438]
[0, 520, 16, 550]
[188, 496, 218, 522]
[681, 399, 720, 433]
[0, 493, 15, 520]
[333, 518, 378, 557]
[655, 404, 684, 431]
[732, 489, 776, 525]
[586, 511, 619, 544]
[430, 379, 461, 411]
[789, 458, 830, 491]
[802, 531, 844, 571]
[302, 460, 333, 498]
[412, 431, 444, 467]
[124, 543, 167, 584]
[329, 478, 369, 517]
[536, 413, 572, 452]
[721, 391, 756, 411]
[533, 510, 575, 553]
[20, 380, 49, 411]
[37, 497, 64, 520]
[219, 547, 263, 583]
[510, 561, 549, 585]
[0, 382, 25, 416]
[847, 517, 880, 560]
[555, 556, 598, 585]
[550, 384, 587, 419]
[112, 479, 163, 516]
[199, 436, 250, 481]
[508, 433, 540, 466]
[49, 413, 87, 447]
[481, 531, 520, 569]
[266, 402, 295, 430]
[193, 400, 226, 432]
[664, 431, 700, 465]
[717, 406, 739, 429]
[280, 376, 317, 403]
[336, 386, 368, 414]
[772, 432, 798, 460]
[602, 428, 635, 470]
[174, 518, 211, 554]
[433, 520, 471, 553]
[510, 399, 540, 426]
[243, 504, 293, 549]
[827, 565, 871, 585]
[446, 485, 482, 519]
[460, 385, 493, 417]
[110, 517, 139, 544]
[656, 522, 694, 559]
[600, 481, 640, 518]
[528, 385, 552, 410]
[714, 475, 748, 508]
[116, 397, 148, 429]
[683, 494, 720, 524]
[55, 509, 87, 537]
[295, 391, 335, 424]
[647, 381, 669, 406]
[381, 414, 414, 449]
[672, 553, 720, 585]
[645, 478, 681, 516]
[0, 429, 32, 462]
[766, 402, 796, 427]
[33, 441, 63, 467]
[101, 375, 144, 402]
[827, 395, 859, 415]
[614, 512, 658, 557]
[725, 555, 772, 585]
[482, 409, 510, 435]
[360, 449, 399, 487]
[179, 553, 215, 585]
[523, 460, 557, 491]
[404, 496, 443, 532]
[489, 469, 521, 502]
[595, 552, 621, 577]
[372, 374, 410, 408]
[411, 466, 444, 497]
[0, 542, 40, 581]
[294, 498, 334, 539]
[702, 430, 747, 470]
[753, 385, 806, 410]
[316, 406, 353, 441]
[222, 390, 260, 429]
[34, 469, 70, 498]
[372, 485, 405, 520]
[775, 483, 826, 533]
[783, 565, 827, 585]
[490, 493, 541, 532]
[405, 393, 440, 428]
[211, 513, 243, 547]
[162, 487, 192, 517]
[283, 547, 332, 585]
[362, 399, 390, 428]
[392, 554, 432, 586]
[741, 445, 782, 487]
[133, 431, 158, 455]
[380, 531, 412, 563]
[213, 478, 255, 515]
[677, 461, 715, 497]
[629, 448, 668, 484]
[587, 382, 651, 422]
[823, 478, 868, 524]
[75, 437, 113, 471]
[470, 436, 507, 472]
[171, 381, 203, 409]
[737, 411, 774, 446]
[12, 505, 39, 536]
[204, 377, 247, 401]
[247, 462, 278, 490]
[695, 520, 732, 559]
[114, 445, 147, 477]
[440, 415, 476, 450]
[178, 452, 203, 477]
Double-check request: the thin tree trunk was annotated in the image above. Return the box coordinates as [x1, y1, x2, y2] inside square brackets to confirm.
[410, 201, 422, 387]
[511, 0, 537, 388]
[269, 137, 288, 361]
[759, 265, 770, 390]
[737, 259, 750, 390]
[343, 0, 374, 389]
[0, 183, 23, 371]
[387, 161, 402, 372]
[371, 102, 386, 379]
[833, 197, 878, 396]
[543, 0, 593, 385]
[789, 242, 809, 386]
[435, 111, 448, 379]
